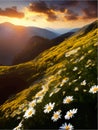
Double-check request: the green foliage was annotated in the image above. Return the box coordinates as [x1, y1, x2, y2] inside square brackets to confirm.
[0, 21, 97, 129]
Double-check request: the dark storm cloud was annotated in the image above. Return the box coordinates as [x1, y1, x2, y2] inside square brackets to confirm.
[46, 0, 79, 12]
[28, 1, 79, 21]
[29, 1, 57, 21]
[82, 0, 97, 19]
[65, 9, 78, 20]
[82, 8, 97, 19]
[28, 0, 97, 21]
[28, 0, 79, 12]
[0, 6, 24, 18]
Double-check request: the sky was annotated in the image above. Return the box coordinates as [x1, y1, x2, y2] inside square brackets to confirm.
[0, 0, 97, 29]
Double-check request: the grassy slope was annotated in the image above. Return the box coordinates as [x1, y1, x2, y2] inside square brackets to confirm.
[0, 21, 97, 129]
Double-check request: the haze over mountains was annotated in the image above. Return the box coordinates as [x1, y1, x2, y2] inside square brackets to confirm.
[0, 22, 59, 65]
[13, 32, 74, 65]
[47, 27, 79, 34]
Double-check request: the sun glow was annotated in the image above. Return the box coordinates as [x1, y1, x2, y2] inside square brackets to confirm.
[0, 8, 48, 28]
[0, 7, 97, 29]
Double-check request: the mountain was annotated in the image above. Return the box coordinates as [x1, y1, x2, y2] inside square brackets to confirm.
[0, 20, 97, 129]
[0, 22, 58, 39]
[0, 22, 58, 65]
[70, 28, 80, 32]
[49, 28, 79, 34]
[13, 32, 74, 65]
[13, 36, 50, 64]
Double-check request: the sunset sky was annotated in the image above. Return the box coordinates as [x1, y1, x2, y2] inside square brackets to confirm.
[0, 0, 97, 29]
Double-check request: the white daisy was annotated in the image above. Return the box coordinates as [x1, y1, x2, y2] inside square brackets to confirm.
[59, 122, 74, 130]
[64, 108, 78, 120]
[44, 102, 55, 113]
[63, 96, 73, 104]
[73, 67, 78, 71]
[23, 107, 35, 119]
[51, 110, 61, 122]
[81, 80, 86, 86]
[29, 99, 36, 107]
[89, 85, 98, 94]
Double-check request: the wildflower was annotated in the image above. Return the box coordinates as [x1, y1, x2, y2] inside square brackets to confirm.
[36, 96, 43, 103]
[44, 102, 55, 113]
[17, 116, 21, 120]
[63, 91, 66, 95]
[89, 85, 98, 94]
[24, 107, 35, 119]
[29, 99, 36, 107]
[83, 89, 87, 92]
[79, 55, 85, 61]
[63, 96, 73, 104]
[57, 70, 62, 75]
[23, 107, 28, 112]
[72, 79, 77, 83]
[74, 87, 79, 91]
[59, 123, 74, 130]
[51, 110, 61, 122]
[79, 76, 81, 79]
[88, 50, 93, 54]
[60, 78, 69, 87]
[81, 80, 86, 86]
[65, 47, 80, 58]
[73, 67, 78, 71]
[13, 122, 22, 130]
[69, 82, 72, 86]
[42, 85, 45, 90]
[64, 108, 78, 120]
[49, 92, 54, 97]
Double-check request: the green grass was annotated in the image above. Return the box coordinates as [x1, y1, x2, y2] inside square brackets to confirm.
[0, 21, 97, 129]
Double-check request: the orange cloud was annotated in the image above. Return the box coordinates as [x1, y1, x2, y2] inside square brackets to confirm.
[0, 6, 24, 18]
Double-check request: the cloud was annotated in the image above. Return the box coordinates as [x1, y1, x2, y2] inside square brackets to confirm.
[65, 9, 78, 20]
[0, 6, 24, 18]
[44, 1, 79, 12]
[27, 1, 97, 22]
[28, 1, 58, 21]
[82, 0, 97, 19]
[82, 8, 97, 19]
[28, 1, 79, 21]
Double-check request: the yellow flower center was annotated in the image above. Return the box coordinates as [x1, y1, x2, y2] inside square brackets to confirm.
[47, 106, 52, 111]
[28, 110, 33, 116]
[65, 126, 70, 130]
[68, 112, 73, 117]
[66, 98, 71, 103]
[93, 87, 98, 92]
[53, 113, 59, 119]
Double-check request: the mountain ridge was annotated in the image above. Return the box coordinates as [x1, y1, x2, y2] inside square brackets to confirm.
[13, 32, 74, 65]
[0, 22, 59, 65]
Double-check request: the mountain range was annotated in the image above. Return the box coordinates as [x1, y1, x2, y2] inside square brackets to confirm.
[0, 20, 97, 129]
[0, 22, 59, 65]
[13, 31, 74, 65]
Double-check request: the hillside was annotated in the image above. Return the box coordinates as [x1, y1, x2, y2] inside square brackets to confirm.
[0, 20, 97, 129]
[0, 22, 58, 65]
[13, 32, 74, 65]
